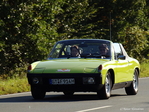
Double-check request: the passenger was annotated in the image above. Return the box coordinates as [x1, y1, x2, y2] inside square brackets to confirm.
[70, 45, 80, 57]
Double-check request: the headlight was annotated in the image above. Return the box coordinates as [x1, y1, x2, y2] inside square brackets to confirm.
[33, 77, 39, 84]
[88, 77, 95, 84]
[83, 77, 95, 84]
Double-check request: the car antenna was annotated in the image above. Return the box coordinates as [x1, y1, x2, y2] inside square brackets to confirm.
[109, 12, 112, 41]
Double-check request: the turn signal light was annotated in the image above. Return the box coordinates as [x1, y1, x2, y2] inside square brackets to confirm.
[28, 65, 32, 71]
[98, 65, 102, 70]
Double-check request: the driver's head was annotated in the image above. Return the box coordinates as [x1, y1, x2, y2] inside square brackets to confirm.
[99, 44, 109, 55]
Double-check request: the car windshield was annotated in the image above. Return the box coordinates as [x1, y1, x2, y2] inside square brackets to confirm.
[48, 39, 111, 59]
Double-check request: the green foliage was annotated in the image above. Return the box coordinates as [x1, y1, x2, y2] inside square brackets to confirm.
[0, 0, 63, 76]
[0, 0, 149, 77]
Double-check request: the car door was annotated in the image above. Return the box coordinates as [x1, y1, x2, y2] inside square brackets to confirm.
[113, 43, 130, 83]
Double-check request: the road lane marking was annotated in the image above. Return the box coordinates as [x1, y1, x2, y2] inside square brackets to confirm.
[75, 105, 112, 112]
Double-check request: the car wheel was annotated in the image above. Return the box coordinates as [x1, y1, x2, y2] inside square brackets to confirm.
[97, 71, 112, 99]
[31, 86, 46, 100]
[125, 69, 139, 95]
[63, 91, 74, 96]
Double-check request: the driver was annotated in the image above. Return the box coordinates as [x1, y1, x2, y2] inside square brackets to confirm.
[99, 44, 109, 56]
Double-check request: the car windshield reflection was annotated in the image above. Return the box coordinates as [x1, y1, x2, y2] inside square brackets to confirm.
[48, 39, 111, 59]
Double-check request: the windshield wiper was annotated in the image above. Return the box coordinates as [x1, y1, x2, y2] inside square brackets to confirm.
[80, 54, 99, 58]
[80, 54, 110, 58]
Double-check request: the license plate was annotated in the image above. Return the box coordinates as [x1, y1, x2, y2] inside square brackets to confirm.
[50, 78, 75, 85]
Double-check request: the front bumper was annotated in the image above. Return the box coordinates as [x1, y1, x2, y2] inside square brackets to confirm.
[27, 73, 103, 92]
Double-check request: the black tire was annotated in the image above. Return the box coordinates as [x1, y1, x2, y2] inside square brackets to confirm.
[97, 71, 112, 99]
[125, 69, 139, 95]
[63, 91, 74, 96]
[31, 86, 46, 100]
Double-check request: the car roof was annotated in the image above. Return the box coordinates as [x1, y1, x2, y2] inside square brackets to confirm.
[57, 39, 112, 43]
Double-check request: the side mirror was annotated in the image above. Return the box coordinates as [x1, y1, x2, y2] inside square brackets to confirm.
[117, 55, 126, 60]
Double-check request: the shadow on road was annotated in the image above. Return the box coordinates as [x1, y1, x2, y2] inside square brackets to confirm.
[0, 92, 127, 103]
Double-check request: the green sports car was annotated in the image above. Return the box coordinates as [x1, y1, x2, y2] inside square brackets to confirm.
[27, 39, 140, 99]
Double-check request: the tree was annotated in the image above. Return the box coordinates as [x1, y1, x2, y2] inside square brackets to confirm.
[0, 0, 149, 77]
[111, 0, 148, 59]
[0, 0, 63, 76]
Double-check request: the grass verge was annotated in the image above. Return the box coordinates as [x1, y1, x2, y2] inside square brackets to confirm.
[0, 77, 30, 95]
[140, 62, 149, 77]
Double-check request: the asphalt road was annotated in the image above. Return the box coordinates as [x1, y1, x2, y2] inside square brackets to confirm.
[0, 77, 149, 112]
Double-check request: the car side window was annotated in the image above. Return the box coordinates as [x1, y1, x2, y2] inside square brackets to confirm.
[113, 43, 123, 59]
[48, 43, 63, 58]
[113, 43, 122, 54]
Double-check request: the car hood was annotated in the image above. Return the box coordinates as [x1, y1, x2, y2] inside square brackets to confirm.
[31, 59, 110, 73]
